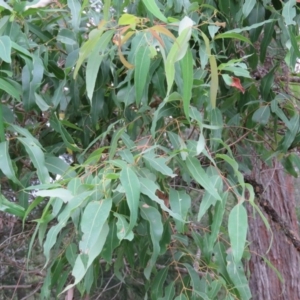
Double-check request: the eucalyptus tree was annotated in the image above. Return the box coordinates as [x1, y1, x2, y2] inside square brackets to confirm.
[0, 0, 300, 299]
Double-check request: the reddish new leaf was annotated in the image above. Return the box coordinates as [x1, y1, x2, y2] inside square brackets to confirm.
[231, 77, 245, 93]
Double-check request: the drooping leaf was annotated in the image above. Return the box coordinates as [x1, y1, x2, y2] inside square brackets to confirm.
[36, 189, 73, 203]
[86, 30, 114, 101]
[139, 178, 183, 221]
[282, 0, 296, 26]
[227, 254, 252, 300]
[252, 106, 270, 125]
[67, 0, 81, 30]
[209, 55, 218, 108]
[18, 137, 50, 184]
[114, 212, 134, 241]
[143, 153, 176, 178]
[135, 46, 150, 105]
[0, 36, 11, 63]
[242, 0, 256, 18]
[180, 47, 193, 120]
[228, 204, 248, 262]
[141, 0, 168, 22]
[0, 141, 21, 185]
[169, 189, 191, 233]
[140, 203, 163, 279]
[186, 156, 222, 201]
[0, 78, 21, 101]
[119, 166, 140, 236]
[0, 194, 25, 218]
[79, 199, 112, 253]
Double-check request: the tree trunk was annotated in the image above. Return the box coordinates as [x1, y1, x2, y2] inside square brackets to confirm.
[246, 159, 300, 299]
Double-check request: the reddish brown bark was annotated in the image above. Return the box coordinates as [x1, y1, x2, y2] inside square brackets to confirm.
[246, 159, 300, 299]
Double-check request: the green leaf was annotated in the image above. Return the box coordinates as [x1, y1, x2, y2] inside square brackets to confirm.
[158, 282, 175, 300]
[166, 21, 193, 94]
[79, 199, 112, 253]
[252, 106, 270, 125]
[209, 55, 218, 108]
[143, 153, 176, 177]
[182, 263, 209, 299]
[86, 30, 114, 101]
[282, 0, 296, 26]
[260, 19, 275, 63]
[228, 204, 248, 262]
[57, 29, 77, 45]
[101, 220, 119, 263]
[227, 254, 252, 300]
[114, 212, 134, 241]
[214, 32, 252, 45]
[169, 189, 191, 233]
[74, 28, 105, 79]
[151, 267, 169, 299]
[180, 48, 193, 120]
[141, 0, 168, 22]
[18, 137, 50, 184]
[35, 189, 74, 203]
[120, 166, 140, 236]
[139, 177, 183, 221]
[49, 114, 81, 152]
[0, 141, 21, 185]
[0, 78, 21, 101]
[45, 156, 76, 179]
[0, 194, 25, 218]
[226, 19, 275, 33]
[0, 0, 12, 10]
[186, 156, 222, 201]
[43, 191, 93, 265]
[140, 203, 163, 279]
[242, 0, 256, 18]
[67, 0, 81, 30]
[63, 222, 109, 293]
[135, 46, 150, 105]
[0, 36, 11, 63]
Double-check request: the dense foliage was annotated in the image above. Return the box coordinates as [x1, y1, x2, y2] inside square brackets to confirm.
[0, 0, 300, 298]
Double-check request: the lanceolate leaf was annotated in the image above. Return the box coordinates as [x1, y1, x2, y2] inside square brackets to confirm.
[139, 177, 183, 221]
[18, 137, 50, 184]
[63, 222, 109, 293]
[67, 0, 81, 30]
[186, 156, 222, 201]
[0, 78, 21, 101]
[180, 48, 193, 120]
[141, 0, 168, 22]
[140, 204, 163, 279]
[79, 199, 112, 253]
[227, 254, 252, 300]
[209, 55, 218, 108]
[74, 28, 106, 79]
[135, 46, 150, 105]
[0, 36, 11, 63]
[86, 30, 114, 101]
[120, 166, 140, 236]
[228, 203, 248, 262]
[0, 141, 21, 185]
[169, 189, 191, 233]
[166, 25, 193, 94]
[242, 0, 256, 18]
